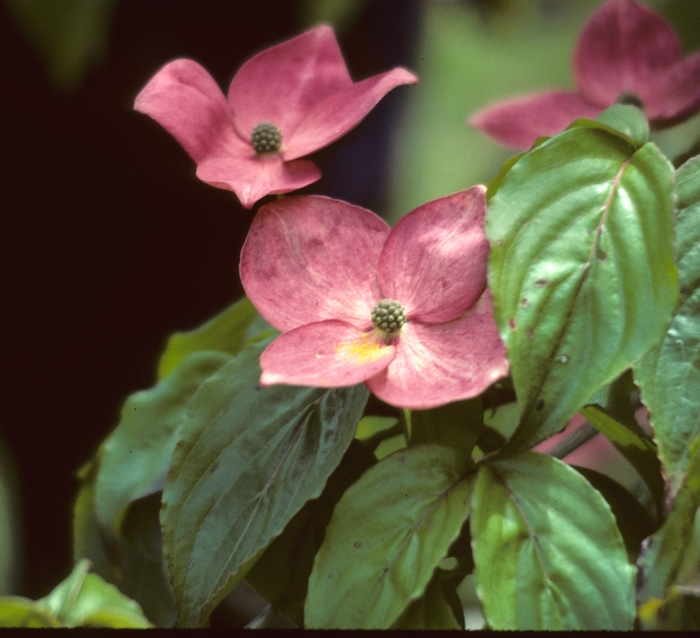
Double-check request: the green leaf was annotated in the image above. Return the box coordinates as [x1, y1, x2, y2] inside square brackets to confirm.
[406, 398, 483, 456]
[486, 125, 677, 455]
[570, 104, 649, 149]
[392, 567, 464, 629]
[246, 440, 376, 627]
[0, 597, 60, 627]
[305, 444, 475, 629]
[635, 154, 700, 498]
[157, 296, 270, 379]
[471, 452, 635, 630]
[161, 339, 369, 627]
[96, 352, 230, 542]
[637, 434, 700, 603]
[580, 404, 663, 518]
[572, 466, 657, 561]
[37, 559, 152, 628]
[355, 415, 404, 459]
[118, 494, 177, 628]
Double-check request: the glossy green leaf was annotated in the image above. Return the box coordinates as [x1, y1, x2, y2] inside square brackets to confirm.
[635, 155, 700, 498]
[161, 339, 369, 627]
[246, 440, 376, 627]
[570, 104, 649, 149]
[486, 125, 677, 455]
[471, 452, 635, 630]
[157, 296, 271, 379]
[392, 567, 463, 630]
[305, 444, 475, 629]
[37, 559, 152, 628]
[637, 434, 700, 603]
[580, 404, 663, 517]
[96, 352, 230, 542]
[406, 398, 483, 456]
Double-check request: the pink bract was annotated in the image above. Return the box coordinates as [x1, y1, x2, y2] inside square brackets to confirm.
[469, 0, 700, 150]
[134, 26, 417, 208]
[239, 189, 509, 409]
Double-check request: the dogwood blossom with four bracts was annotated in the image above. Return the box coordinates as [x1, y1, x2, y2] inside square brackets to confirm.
[239, 188, 509, 409]
[134, 25, 417, 208]
[469, 0, 700, 150]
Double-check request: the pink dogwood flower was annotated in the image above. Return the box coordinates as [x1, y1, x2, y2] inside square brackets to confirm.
[134, 26, 417, 208]
[239, 188, 509, 409]
[469, 0, 700, 150]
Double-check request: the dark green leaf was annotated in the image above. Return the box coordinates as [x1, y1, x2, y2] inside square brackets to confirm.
[96, 352, 230, 542]
[637, 434, 700, 603]
[246, 440, 376, 627]
[580, 404, 663, 518]
[635, 155, 700, 498]
[161, 340, 369, 627]
[471, 452, 635, 629]
[305, 444, 475, 629]
[487, 125, 677, 455]
[572, 466, 657, 561]
[157, 296, 271, 379]
[406, 398, 483, 456]
[118, 494, 177, 628]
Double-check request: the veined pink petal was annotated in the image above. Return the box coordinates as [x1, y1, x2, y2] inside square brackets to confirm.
[366, 291, 509, 409]
[259, 320, 395, 387]
[573, 0, 683, 109]
[228, 26, 352, 144]
[196, 155, 320, 209]
[134, 59, 242, 163]
[378, 188, 489, 324]
[650, 52, 700, 124]
[284, 68, 418, 160]
[240, 196, 389, 332]
[468, 91, 602, 150]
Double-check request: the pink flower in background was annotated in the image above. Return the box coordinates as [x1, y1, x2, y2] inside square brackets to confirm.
[240, 188, 509, 409]
[134, 26, 417, 208]
[469, 0, 700, 150]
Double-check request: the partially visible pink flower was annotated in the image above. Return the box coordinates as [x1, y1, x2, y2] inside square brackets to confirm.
[134, 26, 417, 208]
[469, 0, 700, 150]
[239, 188, 509, 409]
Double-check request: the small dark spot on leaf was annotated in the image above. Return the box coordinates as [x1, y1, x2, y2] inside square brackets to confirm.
[210, 461, 219, 474]
[526, 328, 535, 340]
[354, 541, 361, 548]
[535, 279, 548, 287]
[255, 385, 263, 391]
[536, 399, 544, 411]
[509, 318, 516, 330]
[383, 567, 390, 574]
[520, 298, 529, 308]
[596, 245, 608, 262]
[533, 535, 539, 542]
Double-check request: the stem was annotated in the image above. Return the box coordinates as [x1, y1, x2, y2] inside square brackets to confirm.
[546, 422, 598, 459]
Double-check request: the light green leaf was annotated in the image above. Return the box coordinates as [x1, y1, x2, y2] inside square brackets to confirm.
[0, 597, 60, 627]
[580, 404, 663, 517]
[635, 154, 700, 498]
[406, 398, 483, 456]
[96, 352, 230, 542]
[157, 296, 271, 379]
[392, 567, 463, 630]
[161, 339, 369, 627]
[37, 559, 152, 628]
[471, 452, 635, 630]
[487, 125, 677, 454]
[305, 444, 475, 629]
[570, 104, 649, 149]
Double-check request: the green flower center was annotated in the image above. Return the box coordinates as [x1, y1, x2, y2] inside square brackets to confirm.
[371, 299, 406, 334]
[616, 93, 643, 108]
[251, 122, 282, 155]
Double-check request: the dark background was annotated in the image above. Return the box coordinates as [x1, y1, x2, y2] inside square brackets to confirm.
[1, 0, 419, 599]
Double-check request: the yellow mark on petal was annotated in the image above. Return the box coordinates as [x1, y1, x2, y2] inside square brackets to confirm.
[335, 331, 390, 364]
